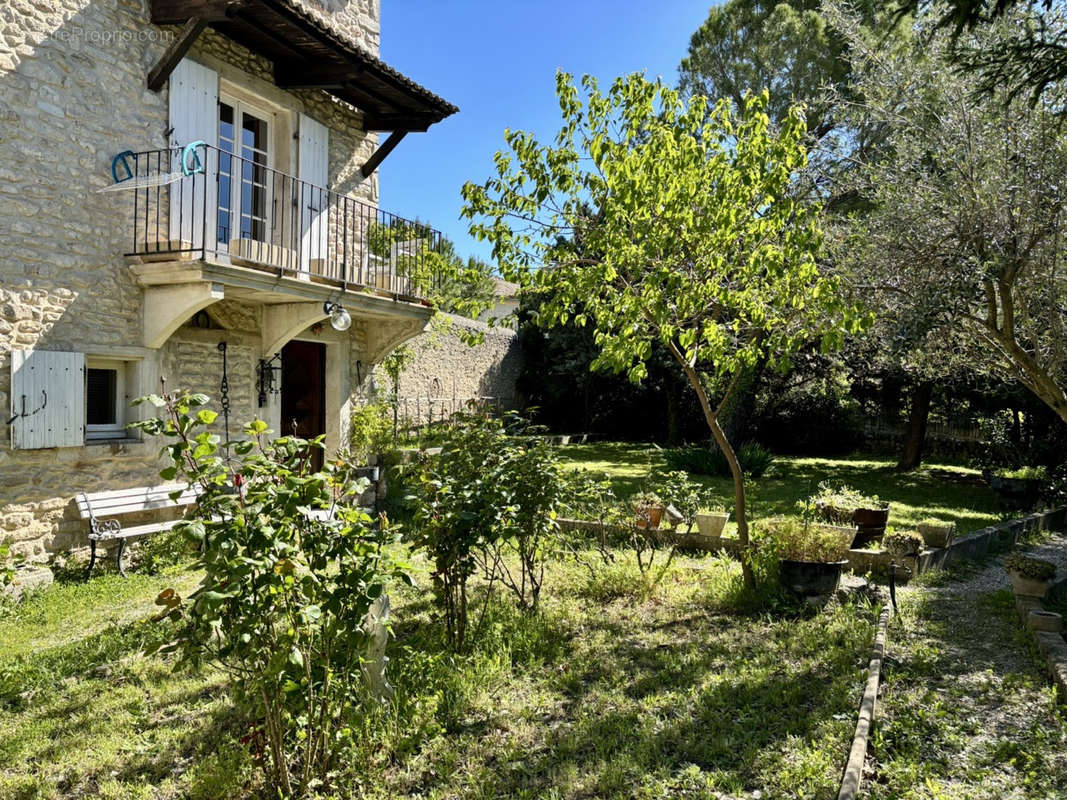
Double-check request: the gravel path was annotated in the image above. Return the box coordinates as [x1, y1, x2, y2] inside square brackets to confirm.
[865, 532, 1067, 800]
[901, 531, 1067, 596]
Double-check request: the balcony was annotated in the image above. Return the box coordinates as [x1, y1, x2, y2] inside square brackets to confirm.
[120, 144, 444, 301]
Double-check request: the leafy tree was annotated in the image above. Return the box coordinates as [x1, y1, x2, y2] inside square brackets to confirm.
[462, 73, 863, 589]
[829, 7, 1067, 426]
[368, 220, 496, 320]
[678, 0, 888, 138]
[892, 0, 1065, 106]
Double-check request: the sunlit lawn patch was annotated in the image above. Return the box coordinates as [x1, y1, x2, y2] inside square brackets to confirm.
[558, 443, 1001, 536]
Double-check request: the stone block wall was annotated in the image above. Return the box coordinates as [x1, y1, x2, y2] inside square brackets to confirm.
[0, 0, 385, 560]
[368, 313, 523, 426]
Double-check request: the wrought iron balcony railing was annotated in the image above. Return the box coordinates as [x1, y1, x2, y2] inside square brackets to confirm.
[120, 144, 443, 300]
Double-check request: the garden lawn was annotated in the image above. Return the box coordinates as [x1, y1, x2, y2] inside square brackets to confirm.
[0, 568, 250, 800]
[557, 443, 1002, 536]
[1, 551, 878, 799]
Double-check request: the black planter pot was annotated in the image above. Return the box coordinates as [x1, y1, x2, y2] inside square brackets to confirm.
[984, 472, 1043, 511]
[780, 559, 848, 596]
[852, 506, 890, 528]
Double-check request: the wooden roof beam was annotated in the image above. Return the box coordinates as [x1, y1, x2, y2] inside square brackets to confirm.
[359, 130, 407, 179]
[361, 112, 437, 133]
[147, 16, 208, 91]
[274, 62, 365, 89]
[151, 0, 241, 25]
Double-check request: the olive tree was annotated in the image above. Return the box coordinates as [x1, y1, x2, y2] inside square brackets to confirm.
[462, 73, 863, 588]
[828, 7, 1067, 425]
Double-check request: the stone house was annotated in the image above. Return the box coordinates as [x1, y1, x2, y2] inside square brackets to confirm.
[0, 0, 458, 561]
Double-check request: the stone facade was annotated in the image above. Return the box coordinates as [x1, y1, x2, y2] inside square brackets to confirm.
[0, 0, 451, 561]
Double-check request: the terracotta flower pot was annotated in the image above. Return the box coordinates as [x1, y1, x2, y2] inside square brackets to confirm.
[1028, 610, 1063, 633]
[695, 512, 730, 538]
[917, 522, 956, 550]
[634, 504, 664, 530]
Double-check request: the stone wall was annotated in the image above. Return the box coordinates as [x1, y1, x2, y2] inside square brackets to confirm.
[369, 314, 523, 426]
[0, 0, 384, 560]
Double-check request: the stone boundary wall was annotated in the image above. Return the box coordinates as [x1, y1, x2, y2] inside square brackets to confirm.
[369, 313, 522, 424]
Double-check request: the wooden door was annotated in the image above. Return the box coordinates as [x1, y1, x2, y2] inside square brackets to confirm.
[280, 341, 326, 471]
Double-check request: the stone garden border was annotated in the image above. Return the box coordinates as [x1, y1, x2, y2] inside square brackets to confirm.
[562, 507, 1067, 580]
[1014, 575, 1067, 704]
[837, 606, 890, 800]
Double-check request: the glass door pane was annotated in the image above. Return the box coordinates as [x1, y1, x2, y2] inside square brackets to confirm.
[239, 110, 269, 242]
[217, 102, 235, 248]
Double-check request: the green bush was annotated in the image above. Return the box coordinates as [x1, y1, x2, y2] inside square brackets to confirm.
[996, 465, 1048, 481]
[131, 390, 407, 797]
[349, 401, 394, 462]
[133, 526, 196, 574]
[809, 483, 884, 525]
[664, 441, 775, 478]
[758, 517, 852, 563]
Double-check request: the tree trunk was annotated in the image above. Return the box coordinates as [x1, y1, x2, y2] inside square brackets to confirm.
[665, 380, 682, 446]
[668, 353, 755, 590]
[897, 381, 932, 471]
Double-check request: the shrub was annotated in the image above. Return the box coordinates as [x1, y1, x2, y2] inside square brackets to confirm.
[996, 465, 1048, 481]
[133, 526, 196, 574]
[349, 401, 394, 462]
[1004, 552, 1056, 581]
[409, 412, 576, 645]
[809, 483, 884, 525]
[131, 389, 406, 797]
[759, 517, 851, 563]
[882, 530, 924, 558]
[664, 441, 775, 478]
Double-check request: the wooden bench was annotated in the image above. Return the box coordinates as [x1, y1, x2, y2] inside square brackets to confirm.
[77, 484, 200, 577]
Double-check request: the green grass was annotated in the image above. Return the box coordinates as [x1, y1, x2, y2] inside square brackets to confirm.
[0, 568, 251, 800]
[1, 445, 1007, 798]
[558, 443, 1002, 536]
[869, 588, 1067, 799]
[0, 549, 877, 799]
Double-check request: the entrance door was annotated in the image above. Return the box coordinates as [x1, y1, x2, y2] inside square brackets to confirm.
[280, 341, 326, 471]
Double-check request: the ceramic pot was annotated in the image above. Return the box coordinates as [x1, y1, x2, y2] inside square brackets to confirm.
[695, 512, 730, 538]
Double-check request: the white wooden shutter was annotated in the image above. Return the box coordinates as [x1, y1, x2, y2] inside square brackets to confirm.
[298, 113, 330, 276]
[10, 350, 85, 449]
[169, 59, 218, 252]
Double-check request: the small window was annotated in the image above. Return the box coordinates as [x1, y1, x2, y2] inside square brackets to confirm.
[85, 359, 128, 440]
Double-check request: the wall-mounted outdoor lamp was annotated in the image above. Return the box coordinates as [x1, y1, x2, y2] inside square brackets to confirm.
[323, 301, 351, 332]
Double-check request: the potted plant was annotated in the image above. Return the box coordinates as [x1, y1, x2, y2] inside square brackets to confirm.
[763, 517, 852, 596]
[810, 484, 890, 548]
[631, 491, 665, 530]
[916, 518, 956, 549]
[694, 505, 730, 538]
[883, 529, 925, 558]
[985, 466, 1047, 511]
[1004, 552, 1056, 598]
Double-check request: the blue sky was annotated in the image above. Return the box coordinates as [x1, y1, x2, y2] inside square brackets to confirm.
[379, 1, 715, 266]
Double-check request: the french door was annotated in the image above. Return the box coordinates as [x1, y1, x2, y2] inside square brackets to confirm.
[217, 98, 273, 252]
